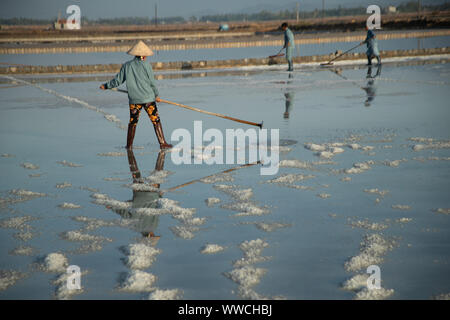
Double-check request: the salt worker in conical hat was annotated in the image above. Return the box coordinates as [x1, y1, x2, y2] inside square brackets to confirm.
[100, 40, 172, 149]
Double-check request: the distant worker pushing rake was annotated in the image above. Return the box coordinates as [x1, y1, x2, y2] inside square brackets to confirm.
[100, 41, 172, 150]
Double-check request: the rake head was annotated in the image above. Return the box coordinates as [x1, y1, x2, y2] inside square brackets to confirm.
[320, 62, 334, 67]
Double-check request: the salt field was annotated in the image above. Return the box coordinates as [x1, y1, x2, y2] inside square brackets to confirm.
[0, 57, 449, 300]
[1, 35, 449, 66]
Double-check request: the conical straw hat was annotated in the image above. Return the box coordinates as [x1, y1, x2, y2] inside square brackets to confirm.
[127, 40, 154, 56]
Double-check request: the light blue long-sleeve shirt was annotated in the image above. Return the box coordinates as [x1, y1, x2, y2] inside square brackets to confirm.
[284, 28, 295, 60]
[104, 57, 159, 105]
[284, 28, 295, 48]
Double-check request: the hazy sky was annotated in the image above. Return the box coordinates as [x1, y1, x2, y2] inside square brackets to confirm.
[0, 0, 442, 19]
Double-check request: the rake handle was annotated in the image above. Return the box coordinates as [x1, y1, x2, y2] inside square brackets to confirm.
[159, 99, 263, 128]
[109, 88, 263, 128]
[327, 43, 363, 64]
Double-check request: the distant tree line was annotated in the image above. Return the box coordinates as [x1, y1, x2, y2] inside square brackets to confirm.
[1, 1, 448, 26]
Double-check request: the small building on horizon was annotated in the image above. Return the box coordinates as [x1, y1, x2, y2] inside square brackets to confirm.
[53, 18, 80, 30]
[388, 6, 397, 13]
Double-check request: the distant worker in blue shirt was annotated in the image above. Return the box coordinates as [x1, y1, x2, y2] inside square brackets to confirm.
[281, 22, 295, 72]
[361, 26, 381, 66]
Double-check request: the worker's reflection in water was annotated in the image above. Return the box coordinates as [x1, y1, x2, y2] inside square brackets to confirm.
[362, 64, 382, 107]
[113, 149, 166, 246]
[283, 73, 295, 119]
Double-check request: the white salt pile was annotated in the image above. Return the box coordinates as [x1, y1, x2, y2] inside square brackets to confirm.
[330, 147, 345, 154]
[9, 189, 46, 198]
[364, 188, 389, 197]
[362, 146, 375, 152]
[169, 225, 199, 240]
[344, 161, 375, 174]
[201, 244, 226, 254]
[354, 287, 394, 300]
[315, 151, 334, 159]
[345, 234, 396, 272]
[104, 114, 125, 128]
[58, 202, 81, 209]
[428, 156, 450, 161]
[214, 184, 269, 217]
[0, 270, 27, 291]
[199, 171, 235, 184]
[304, 143, 345, 159]
[410, 137, 450, 151]
[71, 216, 125, 231]
[222, 202, 269, 217]
[61, 230, 111, 243]
[158, 198, 204, 226]
[145, 170, 173, 184]
[60, 230, 112, 253]
[234, 239, 270, 267]
[305, 143, 326, 152]
[53, 272, 84, 300]
[432, 293, 450, 300]
[97, 152, 126, 157]
[123, 243, 161, 270]
[284, 184, 313, 190]
[57, 160, 82, 167]
[43, 253, 68, 273]
[342, 274, 369, 291]
[408, 137, 434, 143]
[21, 162, 39, 170]
[433, 208, 450, 215]
[55, 182, 72, 189]
[14, 230, 36, 241]
[395, 218, 412, 223]
[0, 216, 35, 229]
[348, 219, 388, 231]
[250, 222, 291, 233]
[9, 245, 35, 256]
[224, 238, 277, 300]
[278, 159, 312, 169]
[348, 143, 361, 150]
[103, 177, 128, 181]
[158, 198, 196, 216]
[213, 184, 253, 201]
[79, 186, 99, 193]
[266, 173, 314, 184]
[91, 193, 131, 210]
[119, 270, 157, 292]
[383, 159, 407, 167]
[205, 197, 221, 207]
[225, 266, 267, 288]
[149, 289, 183, 300]
[391, 205, 411, 211]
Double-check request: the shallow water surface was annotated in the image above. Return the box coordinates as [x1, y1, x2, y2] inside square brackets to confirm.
[0, 59, 449, 299]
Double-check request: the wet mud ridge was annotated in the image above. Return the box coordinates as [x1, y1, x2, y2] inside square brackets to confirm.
[1, 47, 449, 75]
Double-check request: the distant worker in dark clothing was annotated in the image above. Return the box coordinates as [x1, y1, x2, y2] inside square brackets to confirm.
[283, 73, 294, 119]
[281, 22, 295, 72]
[363, 64, 382, 107]
[361, 26, 381, 66]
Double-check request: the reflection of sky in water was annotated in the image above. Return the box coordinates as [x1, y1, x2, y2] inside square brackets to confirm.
[0, 36, 449, 66]
[0, 61, 449, 299]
